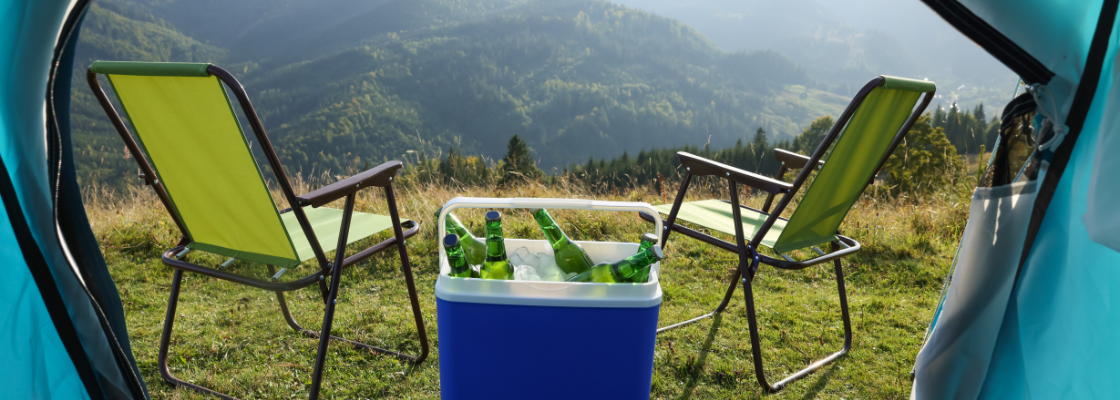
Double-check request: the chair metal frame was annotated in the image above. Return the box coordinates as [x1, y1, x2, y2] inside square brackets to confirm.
[87, 64, 429, 400]
[643, 76, 934, 392]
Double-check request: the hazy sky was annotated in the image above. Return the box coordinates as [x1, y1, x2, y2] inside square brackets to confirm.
[610, 0, 1019, 111]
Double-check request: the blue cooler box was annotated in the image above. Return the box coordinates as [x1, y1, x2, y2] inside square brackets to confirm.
[435, 198, 663, 400]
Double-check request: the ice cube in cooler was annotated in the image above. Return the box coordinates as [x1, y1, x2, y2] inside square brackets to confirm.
[513, 264, 543, 281]
[532, 252, 568, 282]
[509, 247, 532, 266]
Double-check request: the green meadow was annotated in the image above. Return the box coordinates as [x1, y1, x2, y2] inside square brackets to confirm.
[91, 173, 968, 399]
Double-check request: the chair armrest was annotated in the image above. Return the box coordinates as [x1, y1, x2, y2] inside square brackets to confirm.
[296, 161, 403, 208]
[774, 148, 822, 170]
[677, 152, 792, 194]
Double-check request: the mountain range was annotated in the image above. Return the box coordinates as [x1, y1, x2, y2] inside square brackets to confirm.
[71, 0, 1010, 187]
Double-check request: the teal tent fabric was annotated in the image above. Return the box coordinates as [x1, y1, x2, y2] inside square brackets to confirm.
[0, 1, 93, 397]
[0, 0, 146, 398]
[961, 0, 1105, 102]
[54, 6, 148, 398]
[0, 196, 88, 397]
[916, 1, 1120, 398]
[978, 24, 1120, 397]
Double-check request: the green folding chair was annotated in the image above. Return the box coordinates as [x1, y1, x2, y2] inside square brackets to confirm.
[86, 61, 428, 400]
[642, 76, 935, 392]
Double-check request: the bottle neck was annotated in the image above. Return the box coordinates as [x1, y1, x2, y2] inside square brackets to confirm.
[611, 262, 653, 281]
[485, 221, 507, 258]
[445, 243, 468, 267]
[615, 248, 659, 277]
[540, 225, 568, 249]
[608, 262, 628, 280]
[533, 210, 569, 249]
[445, 213, 473, 238]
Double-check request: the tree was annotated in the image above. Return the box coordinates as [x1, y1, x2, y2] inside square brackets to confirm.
[794, 115, 833, 154]
[752, 127, 769, 151]
[750, 127, 770, 172]
[500, 134, 541, 184]
[438, 145, 459, 182]
[882, 114, 964, 195]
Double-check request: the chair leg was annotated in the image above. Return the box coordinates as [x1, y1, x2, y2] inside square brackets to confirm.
[307, 249, 345, 399]
[303, 190, 429, 399]
[270, 266, 418, 361]
[657, 174, 744, 334]
[743, 246, 853, 393]
[157, 269, 239, 400]
[158, 247, 426, 400]
[307, 193, 356, 400]
[656, 266, 741, 333]
[385, 184, 430, 364]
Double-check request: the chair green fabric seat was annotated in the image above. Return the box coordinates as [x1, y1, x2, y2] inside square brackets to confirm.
[653, 200, 789, 250]
[659, 76, 925, 254]
[96, 63, 412, 269]
[88, 61, 430, 399]
[652, 76, 935, 392]
[282, 208, 402, 262]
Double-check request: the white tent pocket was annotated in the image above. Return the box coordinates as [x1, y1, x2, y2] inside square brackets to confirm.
[911, 179, 1038, 400]
[1084, 76, 1120, 252]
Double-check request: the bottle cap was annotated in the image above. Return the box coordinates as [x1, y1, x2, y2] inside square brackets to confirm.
[640, 232, 658, 243]
[650, 245, 664, 260]
[485, 210, 502, 221]
[443, 233, 460, 247]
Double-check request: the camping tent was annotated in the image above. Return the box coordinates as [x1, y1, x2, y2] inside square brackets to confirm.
[1, 0, 1116, 398]
[0, 0, 147, 398]
[912, 0, 1120, 398]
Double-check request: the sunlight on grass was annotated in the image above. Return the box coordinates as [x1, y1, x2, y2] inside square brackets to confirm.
[86, 173, 969, 399]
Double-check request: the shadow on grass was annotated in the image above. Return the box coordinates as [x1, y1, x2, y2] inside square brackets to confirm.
[671, 312, 843, 399]
[797, 363, 839, 400]
[676, 314, 723, 400]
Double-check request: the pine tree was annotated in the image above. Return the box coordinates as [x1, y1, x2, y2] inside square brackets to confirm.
[753, 127, 769, 150]
[438, 145, 457, 182]
[752, 127, 769, 171]
[973, 102, 986, 125]
[932, 105, 947, 128]
[500, 134, 541, 184]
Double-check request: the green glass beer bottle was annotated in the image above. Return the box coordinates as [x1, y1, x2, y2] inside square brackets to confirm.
[629, 233, 659, 283]
[530, 208, 594, 275]
[443, 234, 475, 278]
[434, 207, 486, 265]
[566, 245, 664, 283]
[480, 211, 514, 280]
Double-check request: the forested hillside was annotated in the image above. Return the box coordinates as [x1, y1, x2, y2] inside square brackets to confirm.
[71, 2, 230, 186]
[71, 0, 854, 187]
[427, 105, 995, 195]
[71, 0, 996, 190]
[247, 2, 840, 173]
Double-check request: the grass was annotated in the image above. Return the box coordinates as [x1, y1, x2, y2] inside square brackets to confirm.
[87, 174, 970, 399]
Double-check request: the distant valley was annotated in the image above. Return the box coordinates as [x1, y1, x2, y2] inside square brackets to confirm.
[71, 0, 1006, 187]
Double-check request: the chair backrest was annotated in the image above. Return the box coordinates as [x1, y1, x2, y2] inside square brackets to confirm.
[771, 76, 935, 253]
[90, 61, 301, 267]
